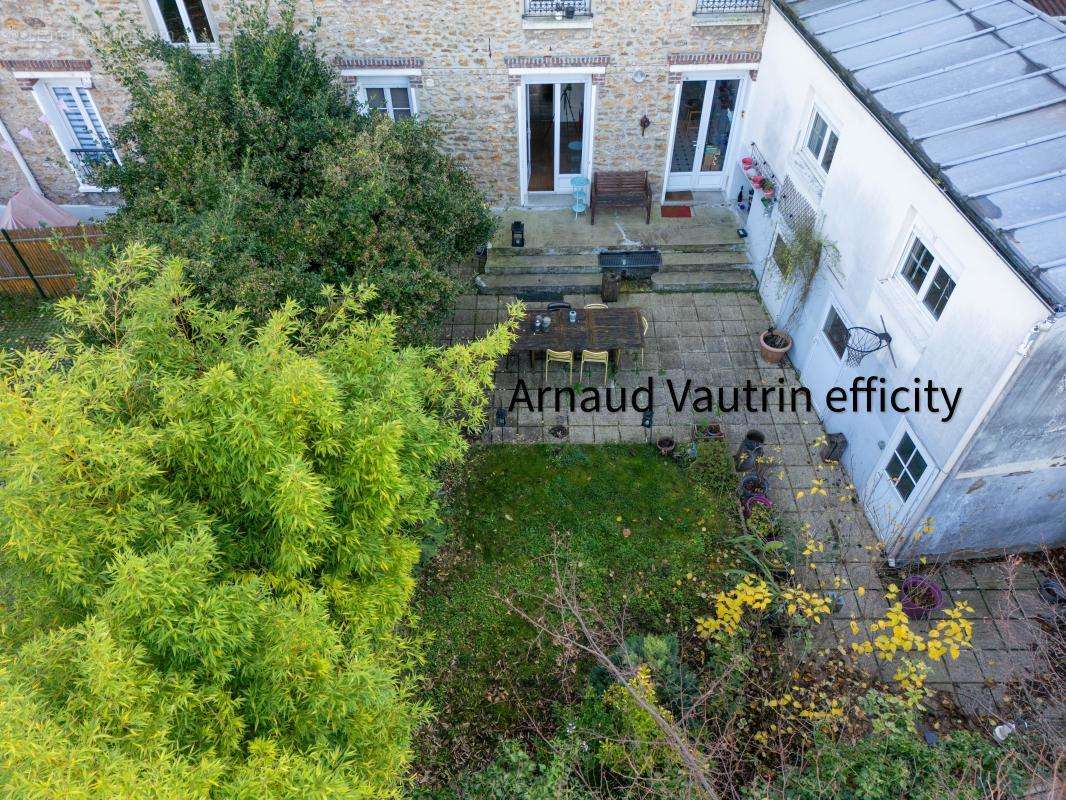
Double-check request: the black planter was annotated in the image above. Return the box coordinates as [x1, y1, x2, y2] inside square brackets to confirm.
[734, 429, 766, 473]
[738, 472, 768, 501]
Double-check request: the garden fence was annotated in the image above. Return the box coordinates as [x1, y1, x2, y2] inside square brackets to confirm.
[0, 225, 102, 299]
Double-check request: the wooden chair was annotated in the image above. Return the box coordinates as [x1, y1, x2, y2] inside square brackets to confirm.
[545, 348, 573, 383]
[584, 302, 607, 310]
[580, 349, 610, 385]
[590, 170, 652, 225]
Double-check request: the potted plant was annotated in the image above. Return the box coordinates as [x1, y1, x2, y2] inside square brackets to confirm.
[759, 327, 793, 364]
[760, 178, 775, 199]
[693, 418, 725, 441]
[900, 575, 945, 620]
[738, 472, 768, 501]
[733, 429, 766, 473]
[743, 493, 773, 519]
[656, 436, 676, 457]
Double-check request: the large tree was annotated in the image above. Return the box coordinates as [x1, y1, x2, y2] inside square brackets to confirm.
[92, 2, 495, 339]
[0, 244, 516, 798]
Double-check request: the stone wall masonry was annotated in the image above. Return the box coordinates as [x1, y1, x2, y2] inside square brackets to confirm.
[0, 0, 764, 206]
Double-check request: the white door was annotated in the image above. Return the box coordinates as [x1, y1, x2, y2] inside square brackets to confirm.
[864, 428, 935, 546]
[666, 76, 744, 192]
[524, 79, 591, 195]
[802, 302, 850, 416]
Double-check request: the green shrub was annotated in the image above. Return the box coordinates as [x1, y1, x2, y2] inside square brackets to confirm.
[442, 739, 593, 800]
[752, 725, 1028, 800]
[0, 245, 514, 798]
[92, 1, 494, 338]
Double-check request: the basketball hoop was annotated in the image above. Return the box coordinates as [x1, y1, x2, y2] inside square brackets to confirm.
[844, 315, 896, 368]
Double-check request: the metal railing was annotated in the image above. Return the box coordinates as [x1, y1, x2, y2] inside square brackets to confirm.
[693, 0, 763, 13]
[69, 146, 118, 186]
[524, 0, 592, 18]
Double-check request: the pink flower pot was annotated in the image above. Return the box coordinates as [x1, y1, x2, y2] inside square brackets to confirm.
[743, 493, 773, 518]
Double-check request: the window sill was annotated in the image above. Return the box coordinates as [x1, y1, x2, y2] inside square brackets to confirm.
[164, 41, 221, 56]
[873, 277, 932, 366]
[692, 11, 763, 26]
[521, 15, 593, 30]
[788, 150, 825, 202]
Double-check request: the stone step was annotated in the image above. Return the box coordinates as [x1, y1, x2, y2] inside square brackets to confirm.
[476, 265, 757, 295]
[485, 249, 750, 275]
[475, 272, 603, 296]
[650, 270, 757, 293]
[490, 239, 746, 257]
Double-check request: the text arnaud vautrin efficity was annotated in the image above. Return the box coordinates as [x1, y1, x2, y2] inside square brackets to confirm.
[508, 376, 964, 423]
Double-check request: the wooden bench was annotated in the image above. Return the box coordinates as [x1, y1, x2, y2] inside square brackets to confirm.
[590, 170, 651, 225]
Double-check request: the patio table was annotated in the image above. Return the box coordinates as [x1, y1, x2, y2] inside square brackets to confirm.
[511, 306, 644, 369]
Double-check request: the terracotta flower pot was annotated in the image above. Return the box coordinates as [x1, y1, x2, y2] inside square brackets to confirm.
[900, 576, 945, 621]
[759, 329, 792, 364]
[741, 157, 754, 169]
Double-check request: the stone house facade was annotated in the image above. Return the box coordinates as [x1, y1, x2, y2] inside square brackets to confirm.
[0, 0, 765, 211]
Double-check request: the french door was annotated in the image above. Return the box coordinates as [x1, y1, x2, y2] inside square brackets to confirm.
[666, 76, 744, 192]
[525, 80, 590, 194]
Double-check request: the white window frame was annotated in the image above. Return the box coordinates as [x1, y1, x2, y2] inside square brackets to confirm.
[800, 105, 839, 178]
[896, 232, 958, 322]
[25, 73, 119, 193]
[821, 304, 850, 361]
[144, 0, 219, 51]
[342, 70, 420, 121]
[883, 427, 932, 504]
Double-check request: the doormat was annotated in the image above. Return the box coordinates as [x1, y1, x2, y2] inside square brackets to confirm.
[661, 205, 693, 218]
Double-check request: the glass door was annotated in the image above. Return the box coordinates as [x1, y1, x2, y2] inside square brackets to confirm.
[667, 77, 741, 191]
[525, 80, 590, 195]
[527, 83, 555, 192]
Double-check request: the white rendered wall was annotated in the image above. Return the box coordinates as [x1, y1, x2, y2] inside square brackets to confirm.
[740, 6, 1052, 548]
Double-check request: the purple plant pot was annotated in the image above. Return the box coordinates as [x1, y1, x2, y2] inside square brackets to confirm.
[743, 493, 773, 519]
[900, 576, 945, 621]
[738, 472, 768, 501]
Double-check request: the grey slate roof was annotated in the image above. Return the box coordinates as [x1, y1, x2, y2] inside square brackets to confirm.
[778, 0, 1066, 311]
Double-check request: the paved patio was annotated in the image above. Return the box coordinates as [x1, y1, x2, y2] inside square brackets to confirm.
[442, 289, 1063, 736]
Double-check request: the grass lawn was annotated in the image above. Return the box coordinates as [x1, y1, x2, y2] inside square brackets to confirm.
[415, 441, 743, 778]
[0, 296, 63, 352]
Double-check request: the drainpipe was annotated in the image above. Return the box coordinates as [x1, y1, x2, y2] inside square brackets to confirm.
[0, 114, 42, 195]
[886, 312, 1062, 563]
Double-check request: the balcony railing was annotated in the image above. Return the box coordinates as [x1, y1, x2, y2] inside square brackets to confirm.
[69, 146, 118, 187]
[524, 0, 592, 18]
[693, 0, 763, 13]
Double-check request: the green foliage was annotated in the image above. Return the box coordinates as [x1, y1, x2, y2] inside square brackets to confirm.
[754, 725, 1027, 800]
[0, 244, 516, 798]
[415, 444, 736, 777]
[768, 221, 839, 327]
[432, 739, 593, 800]
[592, 667, 681, 781]
[589, 635, 698, 718]
[91, 1, 494, 337]
[687, 439, 737, 501]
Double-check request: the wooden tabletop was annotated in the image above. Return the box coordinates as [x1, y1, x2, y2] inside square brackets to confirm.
[511, 307, 644, 352]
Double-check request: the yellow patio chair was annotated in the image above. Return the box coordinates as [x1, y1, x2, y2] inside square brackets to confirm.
[584, 302, 608, 310]
[545, 349, 573, 383]
[639, 314, 649, 367]
[580, 349, 610, 385]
